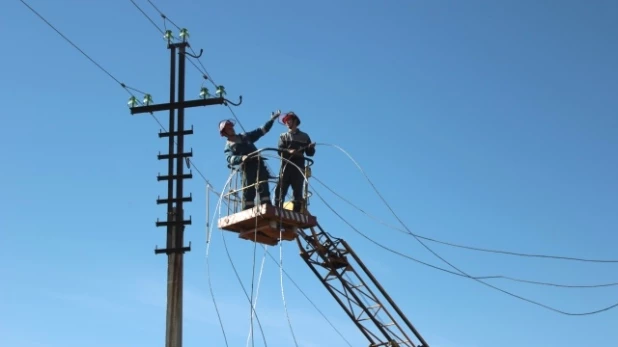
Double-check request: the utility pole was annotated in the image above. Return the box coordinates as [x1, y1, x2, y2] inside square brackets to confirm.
[129, 36, 239, 347]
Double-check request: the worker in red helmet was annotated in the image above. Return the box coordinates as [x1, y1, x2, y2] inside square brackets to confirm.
[274, 111, 315, 212]
[220, 111, 280, 210]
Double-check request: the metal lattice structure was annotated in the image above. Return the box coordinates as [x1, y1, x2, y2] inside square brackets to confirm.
[297, 225, 429, 347]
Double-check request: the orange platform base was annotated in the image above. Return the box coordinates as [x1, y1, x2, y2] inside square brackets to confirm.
[217, 203, 318, 245]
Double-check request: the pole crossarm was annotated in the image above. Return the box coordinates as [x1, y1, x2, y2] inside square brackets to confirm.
[130, 97, 226, 115]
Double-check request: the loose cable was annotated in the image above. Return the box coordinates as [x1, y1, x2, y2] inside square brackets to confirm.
[311, 172, 618, 264]
[207, 171, 269, 346]
[310, 175, 618, 289]
[311, 144, 618, 315]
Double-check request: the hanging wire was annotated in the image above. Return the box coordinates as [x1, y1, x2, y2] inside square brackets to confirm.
[312, 144, 618, 264]
[19, 0, 151, 102]
[286, 146, 618, 316]
[206, 170, 268, 346]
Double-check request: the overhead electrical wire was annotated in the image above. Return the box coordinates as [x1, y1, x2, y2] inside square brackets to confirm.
[211, 166, 298, 347]
[245, 245, 268, 347]
[286, 147, 618, 316]
[212, 168, 267, 347]
[271, 159, 300, 347]
[128, 0, 164, 35]
[256, 153, 617, 290]
[145, 0, 213, 82]
[209, 153, 618, 319]
[140, 0, 247, 131]
[218, 161, 300, 347]
[311, 163, 618, 264]
[260, 152, 618, 316]
[131, 0, 210, 80]
[205, 191, 231, 347]
[208, 150, 618, 322]
[22, 0, 218, 196]
[207, 171, 269, 347]
[263, 251, 355, 347]
[18, 0, 152, 107]
[310, 174, 618, 288]
[308, 175, 618, 288]
[208, 168, 269, 347]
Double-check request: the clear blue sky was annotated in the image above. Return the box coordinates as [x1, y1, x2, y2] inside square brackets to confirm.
[1, 0, 617, 346]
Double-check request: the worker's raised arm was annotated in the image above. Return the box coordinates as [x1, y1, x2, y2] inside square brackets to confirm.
[246, 112, 279, 143]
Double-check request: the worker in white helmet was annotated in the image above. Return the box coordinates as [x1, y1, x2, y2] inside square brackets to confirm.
[219, 111, 280, 210]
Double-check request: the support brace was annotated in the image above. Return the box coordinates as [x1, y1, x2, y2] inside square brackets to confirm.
[155, 242, 192, 255]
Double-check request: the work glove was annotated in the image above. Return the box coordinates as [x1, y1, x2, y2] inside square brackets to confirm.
[271, 109, 281, 120]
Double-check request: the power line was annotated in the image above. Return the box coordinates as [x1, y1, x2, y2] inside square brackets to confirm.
[139, 0, 218, 87]
[289, 147, 618, 316]
[131, 0, 284, 204]
[310, 175, 618, 288]
[128, 0, 164, 35]
[312, 175, 618, 264]
[18, 0, 148, 100]
[315, 174, 618, 315]
[138, 0, 249, 132]
[124, 0, 239, 191]
[211, 150, 618, 316]
[145, 0, 216, 88]
[147, 0, 180, 30]
[208, 172, 270, 347]
[265, 251, 355, 347]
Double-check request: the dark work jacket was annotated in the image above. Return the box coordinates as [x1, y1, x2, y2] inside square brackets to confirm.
[278, 128, 315, 168]
[224, 118, 275, 168]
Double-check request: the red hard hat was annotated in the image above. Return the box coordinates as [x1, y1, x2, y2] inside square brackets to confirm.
[282, 111, 301, 125]
[219, 119, 234, 136]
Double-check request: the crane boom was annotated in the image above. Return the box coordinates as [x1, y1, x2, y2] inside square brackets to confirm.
[216, 148, 430, 346]
[296, 224, 429, 347]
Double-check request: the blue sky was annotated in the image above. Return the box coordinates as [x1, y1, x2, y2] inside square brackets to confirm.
[1, 0, 617, 346]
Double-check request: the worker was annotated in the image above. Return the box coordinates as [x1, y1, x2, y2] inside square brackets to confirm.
[220, 111, 280, 210]
[274, 111, 315, 212]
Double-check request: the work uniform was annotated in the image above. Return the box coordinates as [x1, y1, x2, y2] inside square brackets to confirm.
[224, 118, 275, 210]
[274, 129, 315, 212]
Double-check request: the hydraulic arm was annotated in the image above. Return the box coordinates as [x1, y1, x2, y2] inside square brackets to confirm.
[296, 224, 429, 347]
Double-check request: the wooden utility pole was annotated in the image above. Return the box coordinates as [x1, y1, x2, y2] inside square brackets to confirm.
[129, 39, 236, 347]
